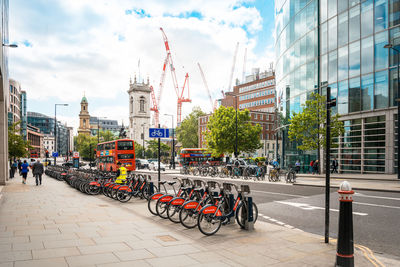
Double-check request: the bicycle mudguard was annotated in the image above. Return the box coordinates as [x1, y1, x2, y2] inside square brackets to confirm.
[89, 181, 100, 186]
[150, 192, 164, 200]
[200, 204, 222, 216]
[169, 197, 185, 206]
[159, 195, 174, 203]
[183, 200, 200, 210]
[118, 185, 130, 191]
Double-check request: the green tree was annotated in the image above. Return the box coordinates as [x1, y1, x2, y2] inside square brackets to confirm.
[145, 139, 170, 158]
[99, 130, 117, 142]
[288, 92, 344, 151]
[8, 121, 30, 159]
[205, 106, 262, 156]
[176, 106, 206, 148]
[74, 134, 97, 160]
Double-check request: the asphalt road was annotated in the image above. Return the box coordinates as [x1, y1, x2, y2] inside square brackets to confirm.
[155, 172, 400, 260]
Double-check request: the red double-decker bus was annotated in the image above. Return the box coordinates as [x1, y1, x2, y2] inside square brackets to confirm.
[178, 148, 223, 166]
[96, 139, 136, 172]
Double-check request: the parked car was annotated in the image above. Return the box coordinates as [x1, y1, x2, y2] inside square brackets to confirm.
[135, 159, 150, 169]
[149, 161, 166, 171]
[62, 161, 86, 168]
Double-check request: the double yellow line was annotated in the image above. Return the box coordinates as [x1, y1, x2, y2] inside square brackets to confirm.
[326, 238, 385, 267]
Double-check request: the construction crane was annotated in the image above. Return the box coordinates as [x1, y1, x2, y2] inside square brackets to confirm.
[227, 42, 239, 92]
[242, 47, 247, 83]
[197, 63, 216, 112]
[160, 27, 191, 124]
[150, 55, 170, 127]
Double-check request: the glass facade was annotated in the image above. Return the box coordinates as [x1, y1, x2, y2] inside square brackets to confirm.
[275, 0, 398, 173]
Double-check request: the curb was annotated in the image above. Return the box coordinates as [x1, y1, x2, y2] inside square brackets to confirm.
[297, 175, 397, 182]
[293, 183, 400, 193]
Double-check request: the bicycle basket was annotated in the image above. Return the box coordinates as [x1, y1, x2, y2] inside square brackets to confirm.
[222, 183, 234, 192]
[240, 184, 251, 194]
[207, 181, 219, 190]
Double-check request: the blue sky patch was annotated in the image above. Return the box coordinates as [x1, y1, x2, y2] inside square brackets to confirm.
[22, 40, 32, 47]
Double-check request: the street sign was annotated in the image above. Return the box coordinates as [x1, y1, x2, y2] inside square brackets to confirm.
[52, 152, 58, 157]
[73, 152, 79, 158]
[149, 128, 169, 138]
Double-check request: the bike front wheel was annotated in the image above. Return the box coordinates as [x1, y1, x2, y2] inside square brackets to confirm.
[197, 212, 222, 236]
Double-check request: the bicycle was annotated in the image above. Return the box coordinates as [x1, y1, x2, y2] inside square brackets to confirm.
[147, 178, 183, 215]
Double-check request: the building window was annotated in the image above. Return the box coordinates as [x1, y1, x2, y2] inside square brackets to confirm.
[140, 97, 145, 112]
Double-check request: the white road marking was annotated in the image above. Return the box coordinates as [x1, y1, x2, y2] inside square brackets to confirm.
[252, 190, 308, 198]
[355, 192, 400, 201]
[275, 201, 368, 216]
[276, 221, 285, 225]
[269, 218, 277, 222]
[262, 215, 270, 219]
[284, 224, 294, 229]
[354, 202, 400, 210]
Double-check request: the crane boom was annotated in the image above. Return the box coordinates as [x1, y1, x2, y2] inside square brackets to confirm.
[242, 47, 247, 83]
[227, 42, 239, 91]
[197, 63, 215, 111]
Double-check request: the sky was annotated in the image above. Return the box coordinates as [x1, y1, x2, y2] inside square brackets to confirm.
[8, 0, 275, 133]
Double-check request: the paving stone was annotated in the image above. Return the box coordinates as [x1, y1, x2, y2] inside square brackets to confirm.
[12, 241, 44, 251]
[66, 252, 120, 267]
[145, 254, 200, 267]
[0, 262, 13, 267]
[147, 244, 201, 257]
[0, 244, 11, 252]
[32, 247, 81, 259]
[78, 242, 131, 254]
[187, 251, 227, 263]
[93, 234, 140, 244]
[14, 229, 60, 236]
[125, 239, 163, 250]
[44, 238, 95, 249]
[29, 233, 78, 242]
[0, 251, 32, 262]
[114, 248, 155, 261]
[0, 232, 13, 238]
[97, 260, 151, 267]
[0, 236, 29, 244]
[14, 257, 68, 267]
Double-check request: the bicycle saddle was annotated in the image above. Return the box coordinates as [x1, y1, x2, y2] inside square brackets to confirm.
[159, 181, 167, 185]
[167, 181, 176, 185]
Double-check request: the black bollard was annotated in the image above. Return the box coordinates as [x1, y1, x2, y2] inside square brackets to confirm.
[335, 181, 354, 267]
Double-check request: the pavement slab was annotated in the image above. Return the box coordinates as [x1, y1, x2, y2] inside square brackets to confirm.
[0, 173, 396, 267]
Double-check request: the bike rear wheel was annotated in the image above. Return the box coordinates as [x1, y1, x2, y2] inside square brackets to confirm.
[197, 212, 222, 236]
[235, 202, 258, 228]
[117, 190, 132, 203]
[167, 204, 182, 223]
[179, 208, 198, 229]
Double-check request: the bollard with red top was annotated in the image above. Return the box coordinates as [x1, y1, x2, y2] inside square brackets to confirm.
[335, 181, 354, 267]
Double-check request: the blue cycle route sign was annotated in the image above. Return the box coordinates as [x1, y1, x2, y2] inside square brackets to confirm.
[149, 128, 169, 138]
[52, 152, 58, 157]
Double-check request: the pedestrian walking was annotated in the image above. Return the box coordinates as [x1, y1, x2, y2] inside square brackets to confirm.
[20, 160, 29, 184]
[32, 160, 44, 186]
[10, 160, 17, 178]
[313, 160, 319, 174]
[295, 160, 301, 173]
[332, 158, 338, 174]
[309, 160, 314, 174]
[17, 159, 22, 176]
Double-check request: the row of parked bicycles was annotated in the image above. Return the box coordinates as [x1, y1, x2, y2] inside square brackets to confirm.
[46, 166, 258, 236]
[147, 177, 258, 236]
[180, 163, 297, 183]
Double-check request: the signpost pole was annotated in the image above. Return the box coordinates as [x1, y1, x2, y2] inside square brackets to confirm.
[157, 125, 161, 192]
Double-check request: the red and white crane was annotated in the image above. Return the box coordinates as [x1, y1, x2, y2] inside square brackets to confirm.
[150, 54, 170, 127]
[160, 27, 191, 125]
[197, 62, 217, 112]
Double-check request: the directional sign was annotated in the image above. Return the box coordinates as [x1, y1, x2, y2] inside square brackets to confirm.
[52, 152, 59, 157]
[149, 128, 169, 138]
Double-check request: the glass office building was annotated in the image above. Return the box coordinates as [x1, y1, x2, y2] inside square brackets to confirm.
[275, 0, 399, 173]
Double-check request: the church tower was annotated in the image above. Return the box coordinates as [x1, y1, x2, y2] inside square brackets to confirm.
[127, 76, 151, 144]
[78, 95, 91, 135]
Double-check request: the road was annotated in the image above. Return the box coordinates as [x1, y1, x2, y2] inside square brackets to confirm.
[151, 171, 400, 260]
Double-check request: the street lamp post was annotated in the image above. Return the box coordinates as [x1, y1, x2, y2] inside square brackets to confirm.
[226, 92, 238, 158]
[165, 114, 175, 169]
[384, 43, 400, 180]
[54, 104, 68, 166]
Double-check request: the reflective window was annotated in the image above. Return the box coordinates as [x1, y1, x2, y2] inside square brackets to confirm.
[328, 0, 337, 19]
[306, 61, 314, 90]
[321, 0, 328, 23]
[349, 41, 361, 77]
[374, 31, 388, 70]
[306, 1, 315, 32]
[349, 5, 361, 43]
[338, 46, 348, 81]
[330, 83, 338, 114]
[349, 77, 361, 112]
[338, 12, 348, 47]
[338, 80, 349, 114]
[361, 36, 374, 74]
[321, 22, 328, 55]
[389, 27, 400, 68]
[328, 17, 337, 51]
[306, 30, 315, 61]
[349, 0, 360, 8]
[329, 50, 338, 84]
[389, 0, 400, 27]
[375, 71, 389, 109]
[375, 0, 388, 32]
[389, 68, 398, 107]
[361, 74, 374, 111]
[361, 0, 373, 38]
[338, 0, 348, 13]
[321, 54, 328, 83]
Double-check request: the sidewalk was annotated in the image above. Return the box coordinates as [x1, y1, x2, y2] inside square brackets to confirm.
[0, 174, 394, 266]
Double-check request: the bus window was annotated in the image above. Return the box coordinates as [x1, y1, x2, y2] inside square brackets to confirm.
[105, 143, 111, 150]
[111, 142, 115, 149]
[118, 154, 134, 159]
[97, 144, 101, 151]
[118, 141, 133, 150]
[107, 156, 114, 163]
[99, 144, 105, 151]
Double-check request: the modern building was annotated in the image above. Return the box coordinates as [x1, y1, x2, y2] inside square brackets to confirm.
[43, 135, 55, 154]
[128, 76, 151, 145]
[27, 112, 70, 156]
[27, 124, 43, 158]
[20, 90, 27, 140]
[89, 117, 121, 137]
[0, 0, 11, 185]
[8, 79, 21, 127]
[275, 0, 398, 174]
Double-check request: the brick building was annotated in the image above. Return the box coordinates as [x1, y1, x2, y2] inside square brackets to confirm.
[27, 124, 43, 158]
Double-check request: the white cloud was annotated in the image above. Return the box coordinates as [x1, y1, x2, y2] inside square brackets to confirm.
[9, 0, 273, 131]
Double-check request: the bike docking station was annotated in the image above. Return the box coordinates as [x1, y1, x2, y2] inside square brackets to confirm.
[149, 127, 170, 192]
[240, 184, 254, 230]
[335, 181, 354, 267]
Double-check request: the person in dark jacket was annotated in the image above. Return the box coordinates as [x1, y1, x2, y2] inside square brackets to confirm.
[32, 160, 44, 186]
[17, 160, 22, 175]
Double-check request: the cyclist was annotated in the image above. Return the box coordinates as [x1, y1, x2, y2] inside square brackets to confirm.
[272, 159, 279, 169]
[115, 162, 127, 184]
